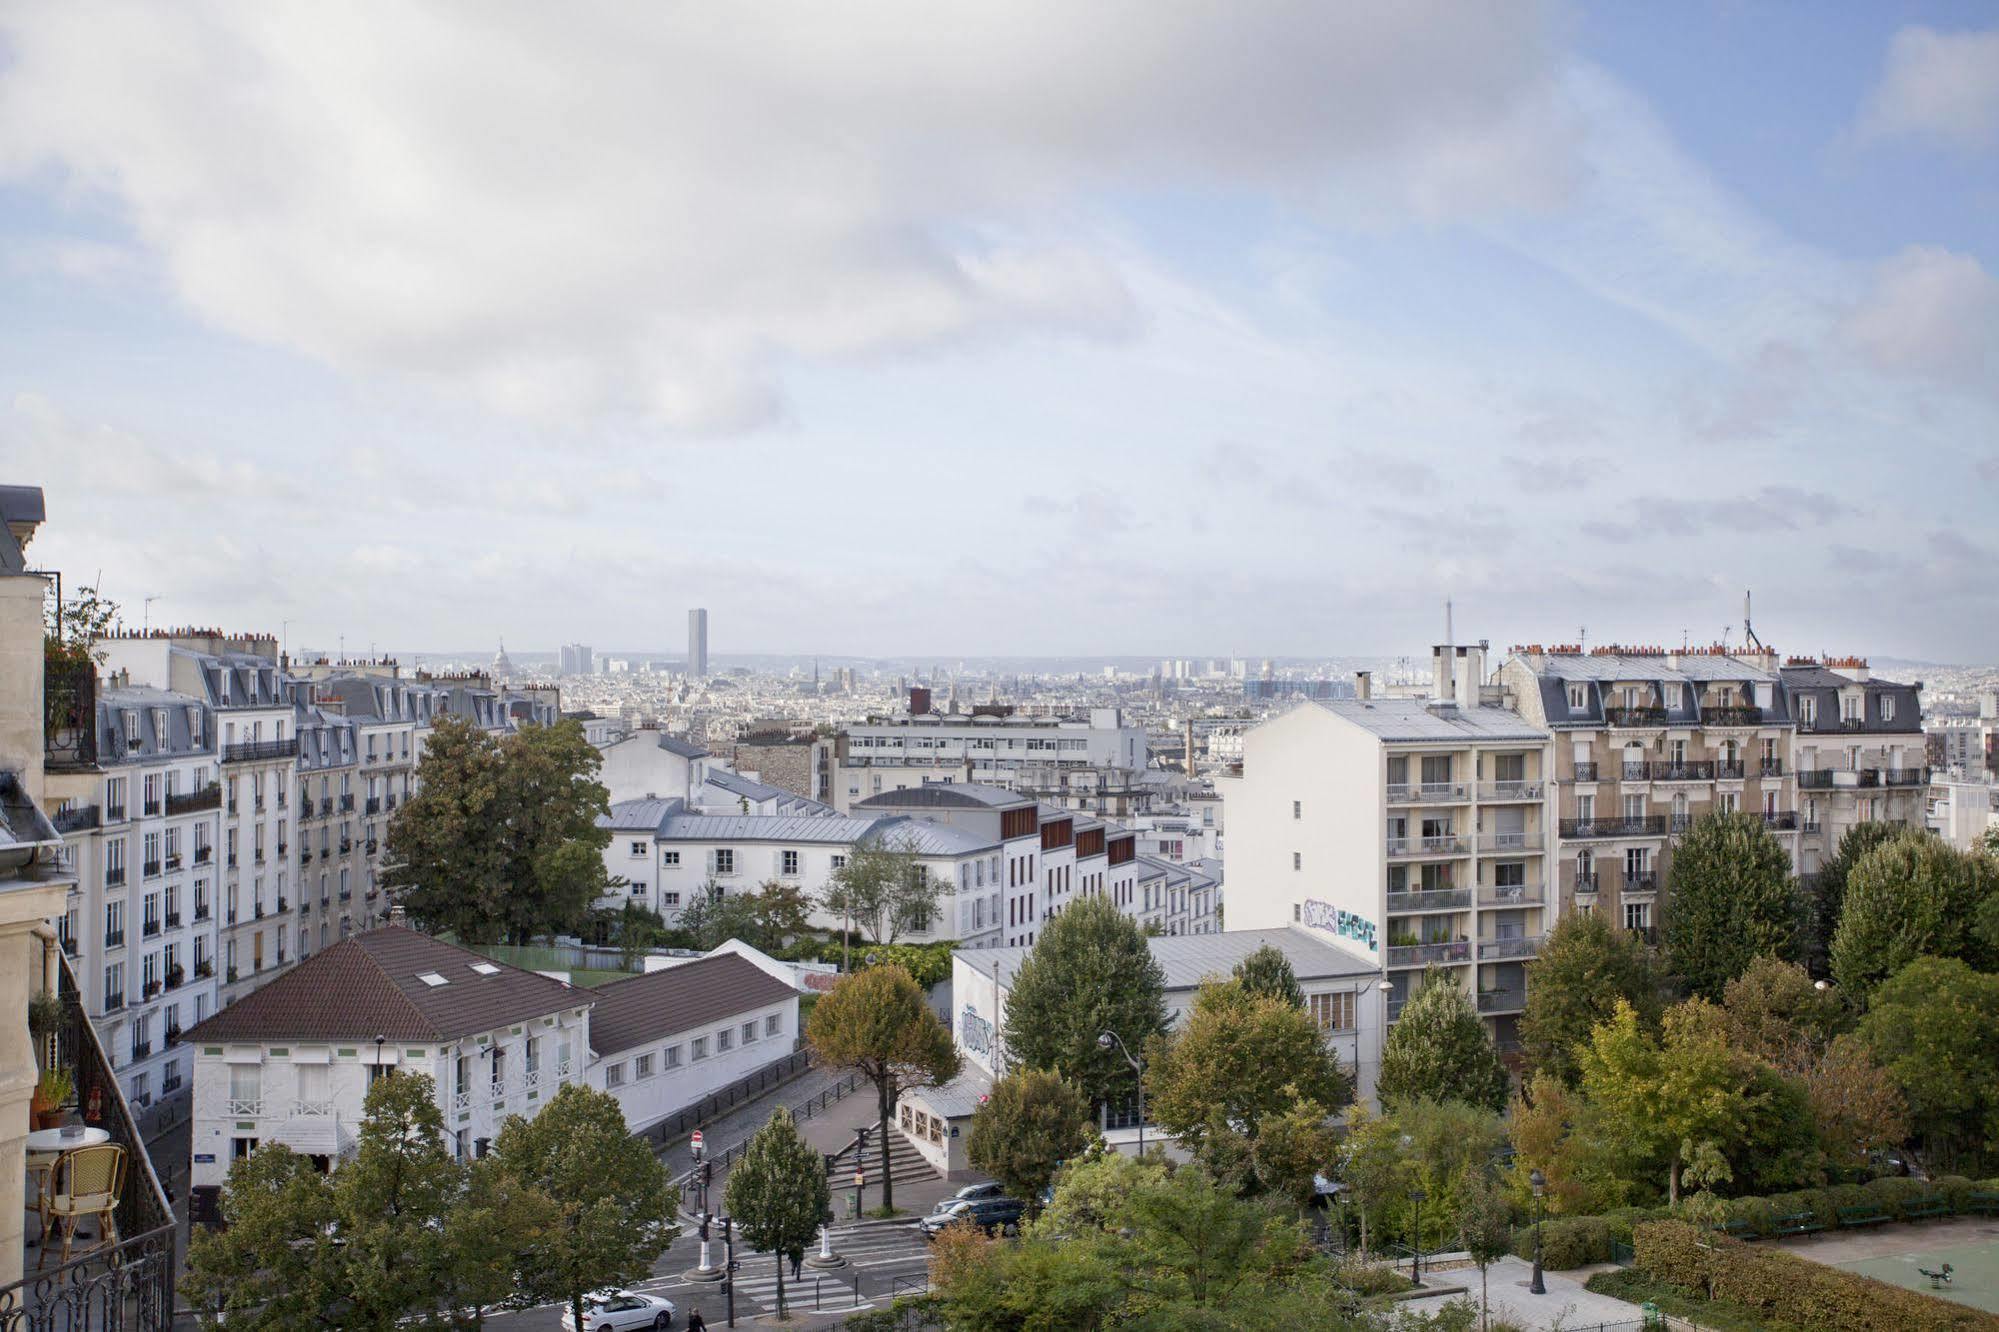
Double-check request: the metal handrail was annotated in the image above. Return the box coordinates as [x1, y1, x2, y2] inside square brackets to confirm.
[673, 1067, 863, 1193]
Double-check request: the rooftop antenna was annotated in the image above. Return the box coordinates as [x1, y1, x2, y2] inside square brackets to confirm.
[142, 593, 160, 634]
[1743, 590, 1764, 651]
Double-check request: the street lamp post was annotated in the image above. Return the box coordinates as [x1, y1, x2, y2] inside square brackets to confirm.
[1529, 1168, 1547, 1295]
[1375, 978, 1394, 1106]
[1409, 1185, 1426, 1285]
[1097, 1030, 1144, 1155]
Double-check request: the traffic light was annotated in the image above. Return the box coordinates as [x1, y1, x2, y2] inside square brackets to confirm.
[702, 1159, 713, 1189]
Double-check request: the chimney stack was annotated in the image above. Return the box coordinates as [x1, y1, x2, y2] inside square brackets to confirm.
[1430, 598, 1456, 709]
[1355, 671, 1372, 701]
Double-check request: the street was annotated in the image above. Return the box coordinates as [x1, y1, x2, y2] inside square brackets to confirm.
[484, 1217, 935, 1328]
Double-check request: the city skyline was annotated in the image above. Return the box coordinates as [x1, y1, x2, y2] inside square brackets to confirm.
[3, 4, 1995, 658]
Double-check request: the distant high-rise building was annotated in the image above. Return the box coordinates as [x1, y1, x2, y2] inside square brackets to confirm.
[559, 643, 593, 676]
[688, 608, 709, 677]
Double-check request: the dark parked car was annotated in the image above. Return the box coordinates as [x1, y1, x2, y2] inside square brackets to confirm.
[928, 1181, 1005, 1213]
[919, 1195, 1026, 1239]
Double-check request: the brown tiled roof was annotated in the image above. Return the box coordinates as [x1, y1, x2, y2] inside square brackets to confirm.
[586, 954, 798, 1057]
[184, 926, 583, 1044]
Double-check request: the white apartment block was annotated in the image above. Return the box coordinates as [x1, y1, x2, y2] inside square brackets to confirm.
[1227, 643, 1553, 1048]
[44, 684, 223, 1119]
[832, 703, 1148, 816]
[1780, 658, 1927, 869]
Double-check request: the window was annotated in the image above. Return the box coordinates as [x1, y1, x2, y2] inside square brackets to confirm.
[663, 1045, 682, 1069]
[692, 1037, 708, 1061]
[1798, 695, 1817, 727]
[231, 1136, 259, 1162]
[662, 851, 680, 866]
[714, 849, 735, 876]
[742, 1020, 757, 1044]
[1881, 695, 1896, 722]
[635, 1053, 654, 1079]
[1292, 800, 1301, 820]
[1567, 684, 1588, 710]
[630, 841, 648, 858]
[1307, 991, 1355, 1031]
[830, 854, 846, 871]
[716, 1027, 733, 1053]
[606, 1062, 625, 1088]
[1624, 900, 1651, 931]
[1292, 852, 1301, 871]
[663, 892, 681, 907]
[766, 1014, 782, 1037]
[781, 849, 800, 876]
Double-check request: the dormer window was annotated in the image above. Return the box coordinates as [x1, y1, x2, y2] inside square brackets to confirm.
[1881, 695, 1896, 723]
[1566, 684, 1587, 710]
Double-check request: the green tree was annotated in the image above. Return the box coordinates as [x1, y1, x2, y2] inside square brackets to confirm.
[1252, 1097, 1341, 1217]
[1376, 969, 1507, 1113]
[1113, 1165, 1308, 1312]
[185, 1145, 341, 1328]
[677, 878, 814, 952]
[1337, 1104, 1404, 1261]
[1576, 999, 1765, 1204]
[487, 1082, 680, 1332]
[1661, 811, 1800, 1000]
[968, 1069, 1093, 1212]
[1859, 956, 1999, 1170]
[1803, 822, 1905, 977]
[1232, 944, 1305, 1008]
[331, 1071, 468, 1328]
[999, 895, 1167, 1108]
[385, 716, 615, 944]
[445, 1156, 558, 1328]
[1803, 1032, 1908, 1175]
[1146, 979, 1351, 1181]
[43, 581, 121, 665]
[1519, 911, 1663, 1085]
[1507, 1071, 1630, 1218]
[1719, 955, 1846, 1072]
[1393, 1097, 1509, 1252]
[724, 1106, 831, 1320]
[1830, 832, 1999, 1001]
[820, 834, 937, 947]
[1454, 1167, 1514, 1332]
[806, 963, 960, 1212]
[1037, 1141, 1171, 1236]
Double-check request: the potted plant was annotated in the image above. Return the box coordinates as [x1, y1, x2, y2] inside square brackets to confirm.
[31, 1067, 72, 1131]
[28, 988, 64, 1042]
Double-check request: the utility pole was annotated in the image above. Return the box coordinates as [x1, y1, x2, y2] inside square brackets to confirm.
[722, 1214, 738, 1328]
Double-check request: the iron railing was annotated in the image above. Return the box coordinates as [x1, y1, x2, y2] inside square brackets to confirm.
[1384, 888, 1470, 913]
[51, 806, 99, 835]
[1571, 762, 1598, 782]
[1605, 706, 1666, 727]
[664, 1052, 836, 1190]
[42, 659, 99, 769]
[1702, 705, 1763, 726]
[222, 737, 298, 763]
[1385, 940, 1472, 967]
[165, 785, 221, 816]
[1559, 815, 1666, 838]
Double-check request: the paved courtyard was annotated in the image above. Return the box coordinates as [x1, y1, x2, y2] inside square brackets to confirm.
[1772, 1214, 1999, 1315]
[1399, 1255, 1651, 1330]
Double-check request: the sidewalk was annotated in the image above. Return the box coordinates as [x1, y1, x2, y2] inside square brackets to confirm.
[1399, 1255, 1650, 1330]
[659, 1060, 851, 1178]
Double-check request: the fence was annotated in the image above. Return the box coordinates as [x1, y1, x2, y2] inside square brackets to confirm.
[647, 1048, 815, 1156]
[671, 1063, 865, 1192]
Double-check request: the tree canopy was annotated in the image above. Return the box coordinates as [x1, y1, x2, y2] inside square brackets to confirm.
[1376, 969, 1507, 1113]
[1802, 822, 1905, 977]
[1858, 955, 1999, 1170]
[967, 1068, 1094, 1211]
[1829, 832, 1999, 1001]
[819, 834, 940, 945]
[384, 716, 614, 944]
[999, 895, 1167, 1108]
[678, 878, 813, 952]
[1519, 910, 1663, 1085]
[724, 1106, 831, 1320]
[1661, 810, 1800, 1000]
[806, 963, 959, 1212]
[1232, 943, 1305, 1008]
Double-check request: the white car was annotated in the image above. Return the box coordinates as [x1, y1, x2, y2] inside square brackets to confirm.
[560, 1289, 678, 1331]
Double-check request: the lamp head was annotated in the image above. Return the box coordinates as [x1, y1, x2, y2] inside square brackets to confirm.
[1097, 1032, 1115, 1050]
[1530, 1168, 1546, 1197]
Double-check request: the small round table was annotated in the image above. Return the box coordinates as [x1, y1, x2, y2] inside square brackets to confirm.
[26, 1126, 111, 1153]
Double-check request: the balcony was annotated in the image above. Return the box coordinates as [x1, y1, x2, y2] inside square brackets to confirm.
[162, 855, 181, 873]
[339, 794, 355, 812]
[1884, 768, 1930, 787]
[1649, 761, 1715, 782]
[1570, 762, 1599, 782]
[141, 860, 160, 879]
[1621, 763, 1648, 782]
[1855, 769, 1882, 788]
[1387, 834, 1468, 858]
[163, 913, 180, 930]
[365, 796, 382, 815]
[299, 850, 311, 869]
[1669, 814, 1694, 834]
[43, 656, 101, 768]
[141, 801, 159, 818]
[291, 1098, 335, 1118]
[52, 803, 101, 834]
[1798, 769, 1837, 789]
[193, 846, 212, 865]
[1559, 815, 1666, 839]
[339, 839, 352, 854]
[1623, 872, 1660, 894]
[166, 784, 221, 816]
[386, 793, 399, 810]
[225, 1097, 264, 1117]
[1478, 934, 1543, 962]
[194, 960, 213, 979]
[253, 901, 264, 920]
[130, 1039, 151, 1060]
[365, 839, 379, 855]
[1480, 883, 1545, 907]
[1385, 887, 1471, 913]
[1573, 873, 1600, 896]
[1478, 780, 1544, 802]
[1478, 831, 1542, 853]
[276, 896, 289, 913]
[319, 798, 333, 816]
[103, 928, 125, 949]
[1760, 760, 1785, 777]
[1387, 782, 1469, 804]
[102, 992, 124, 1013]
[1761, 811, 1799, 831]
[1702, 705, 1763, 727]
[105, 866, 126, 887]
[1802, 818, 1822, 834]
[276, 841, 288, 856]
[1717, 761, 1746, 780]
[1605, 706, 1667, 727]
[1477, 987, 1528, 1014]
[1385, 939, 1473, 967]
[223, 736, 300, 763]
[226, 852, 237, 868]
[140, 919, 158, 940]
[105, 805, 126, 823]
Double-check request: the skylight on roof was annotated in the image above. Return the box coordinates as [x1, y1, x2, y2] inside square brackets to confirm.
[418, 972, 450, 987]
[469, 962, 500, 976]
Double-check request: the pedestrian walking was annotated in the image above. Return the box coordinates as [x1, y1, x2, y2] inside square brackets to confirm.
[687, 1308, 707, 1332]
[789, 1246, 804, 1280]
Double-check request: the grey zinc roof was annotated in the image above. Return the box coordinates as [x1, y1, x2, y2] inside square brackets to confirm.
[0, 771, 62, 852]
[960, 925, 1377, 993]
[658, 734, 710, 759]
[586, 952, 799, 1056]
[872, 816, 998, 856]
[96, 688, 215, 764]
[659, 813, 881, 844]
[1522, 653, 1773, 685]
[853, 782, 1028, 811]
[1310, 698, 1547, 743]
[599, 797, 685, 833]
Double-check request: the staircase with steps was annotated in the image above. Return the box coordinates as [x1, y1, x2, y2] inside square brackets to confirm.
[826, 1127, 937, 1192]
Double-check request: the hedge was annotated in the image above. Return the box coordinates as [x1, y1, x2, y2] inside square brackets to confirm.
[1633, 1220, 1999, 1331]
[1510, 1206, 1666, 1269]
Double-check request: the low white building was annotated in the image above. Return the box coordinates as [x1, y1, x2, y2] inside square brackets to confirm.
[184, 926, 590, 1206]
[898, 927, 1385, 1176]
[585, 950, 802, 1135]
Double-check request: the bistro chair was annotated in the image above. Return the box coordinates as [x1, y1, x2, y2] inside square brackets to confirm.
[40, 1143, 125, 1269]
[24, 1149, 58, 1244]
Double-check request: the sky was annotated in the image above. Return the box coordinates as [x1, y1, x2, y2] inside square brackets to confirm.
[2, 2, 1996, 661]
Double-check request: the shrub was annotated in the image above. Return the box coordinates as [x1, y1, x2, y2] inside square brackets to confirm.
[1509, 1214, 1613, 1269]
[1634, 1220, 1996, 1331]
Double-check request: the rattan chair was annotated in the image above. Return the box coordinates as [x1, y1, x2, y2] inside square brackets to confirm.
[40, 1143, 125, 1268]
[24, 1149, 58, 1245]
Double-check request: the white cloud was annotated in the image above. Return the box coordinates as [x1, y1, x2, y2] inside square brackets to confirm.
[1841, 246, 1999, 394]
[1856, 26, 1999, 152]
[4, 392, 304, 502]
[0, 1, 1571, 431]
